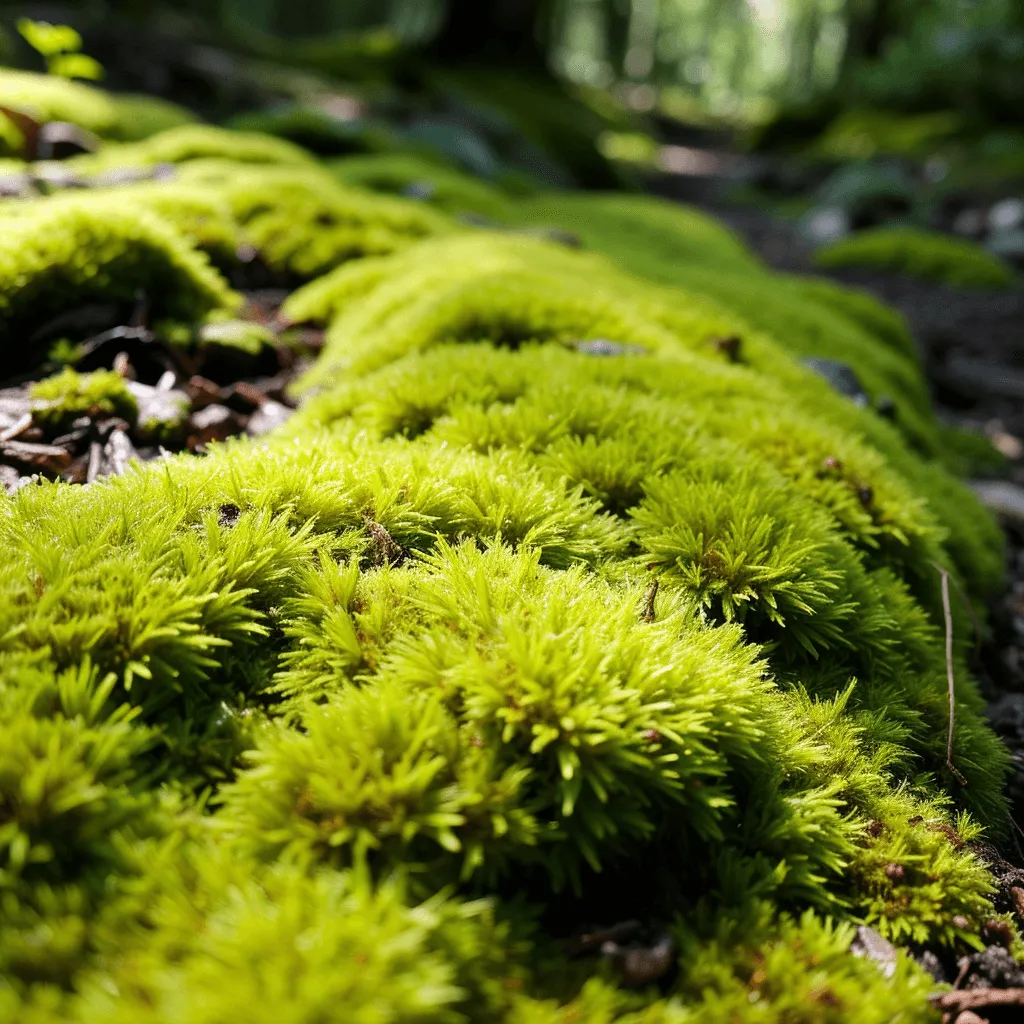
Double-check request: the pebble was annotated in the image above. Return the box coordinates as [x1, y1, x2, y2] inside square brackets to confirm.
[971, 480, 1024, 523]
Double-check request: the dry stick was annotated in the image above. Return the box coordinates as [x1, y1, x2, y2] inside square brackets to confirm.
[1003, 806, 1024, 866]
[642, 579, 659, 623]
[934, 562, 969, 786]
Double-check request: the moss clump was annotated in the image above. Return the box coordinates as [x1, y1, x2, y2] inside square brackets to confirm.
[105, 94, 200, 142]
[0, 193, 237, 373]
[0, 67, 118, 137]
[176, 161, 456, 279]
[95, 182, 240, 266]
[30, 368, 138, 430]
[67, 124, 319, 175]
[815, 227, 1018, 289]
[784, 274, 920, 366]
[329, 152, 518, 221]
[516, 190, 765, 276]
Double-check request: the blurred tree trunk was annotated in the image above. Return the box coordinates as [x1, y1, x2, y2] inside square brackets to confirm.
[427, 0, 554, 68]
[838, 0, 929, 81]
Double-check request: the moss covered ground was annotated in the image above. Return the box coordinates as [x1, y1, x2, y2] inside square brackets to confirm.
[0, 69, 1020, 1022]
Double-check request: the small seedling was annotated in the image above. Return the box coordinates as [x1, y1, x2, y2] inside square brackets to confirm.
[17, 18, 104, 81]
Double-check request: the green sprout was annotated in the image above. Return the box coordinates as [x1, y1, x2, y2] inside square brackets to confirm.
[17, 18, 105, 81]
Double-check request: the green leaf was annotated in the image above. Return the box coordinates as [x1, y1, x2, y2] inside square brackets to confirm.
[48, 52, 105, 82]
[17, 19, 82, 59]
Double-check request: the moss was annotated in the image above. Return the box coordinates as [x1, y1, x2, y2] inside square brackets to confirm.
[815, 227, 1018, 290]
[783, 274, 920, 366]
[0, 114, 1017, 1022]
[515, 191, 765, 277]
[175, 161, 455, 279]
[30, 368, 138, 430]
[0, 109, 26, 158]
[0, 193, 237, 374]
[329, 152, 518, 221]
[79, 181, 241, 266]
[105, 94, 200, 142]
[0, 68, 118, 137]
[67, 125, 319, 175]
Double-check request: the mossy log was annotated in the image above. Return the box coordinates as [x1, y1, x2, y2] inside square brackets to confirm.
[0, 71, 1016, 1023]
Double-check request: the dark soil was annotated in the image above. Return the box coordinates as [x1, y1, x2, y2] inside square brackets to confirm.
[0, 291, 317, 494]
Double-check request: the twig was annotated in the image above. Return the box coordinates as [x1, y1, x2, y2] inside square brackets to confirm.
[642, 579, 659, 623]
[0, 412, 32, 443]
[1007, 812, 1024, 865]
[934, 562, 968, 786]
[932, 987, 1024, 1015]
[941, 565, 983, 660]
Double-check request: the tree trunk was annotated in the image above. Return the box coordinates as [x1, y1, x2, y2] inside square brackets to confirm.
[427, 0, 552, 68]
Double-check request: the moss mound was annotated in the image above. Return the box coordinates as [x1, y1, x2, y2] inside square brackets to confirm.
[30, 367, 138, 430]
[0, 77, 1018, 1022]
[815, 227, 1018, 290]
[0, 67, 118, 137]
[328, 152, 518, 221]
[0, 193, 237, 373]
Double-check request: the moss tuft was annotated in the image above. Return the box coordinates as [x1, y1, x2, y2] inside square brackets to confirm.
[0, 193, 237, 372]
[30, 368, 138, 430]
[815, 227, 1018, 289]
[0, 67, 118, 137]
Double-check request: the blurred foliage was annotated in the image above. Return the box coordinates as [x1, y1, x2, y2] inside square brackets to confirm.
[0, 0, 1018, 129]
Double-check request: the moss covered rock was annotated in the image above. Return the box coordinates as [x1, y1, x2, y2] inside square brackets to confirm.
[0, 78, 1017, 1022]
[815, 226, 1018, 290]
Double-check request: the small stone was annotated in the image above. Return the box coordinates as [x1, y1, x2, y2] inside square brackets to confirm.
[801, 207, 850, 245]
[245, 400, 291, 436]
[401, 180, 436, 201]
[989, 198, 1024, 233]
[915, 950, 947, 983]
[128, 381, 190, 436]
[573, 339, 647, 357]
[849, 925, 898, 978]
[962, 945, 1024, 989]
[801, 357, 870, 406]
[971, 480, 1024, 524]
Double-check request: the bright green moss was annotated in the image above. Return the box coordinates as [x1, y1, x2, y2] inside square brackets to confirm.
[105, 94, 200, 142]
[516, 190, 765, 276]
[783, 274, 920, 365]
[67, 124, 319, 176]
[488, 192, 935, 446]
[329, 153, 518, 221]
[68, 180, 241, 265]
[815, 227, 1018, 289]
[0, 68, 117, 137]
[0, 123, 1017, 1022]
[30, 368, 138, 430]
[176, 161, 456, 279]
[0, 110, 25, 158]
[0, 194, 237, 372]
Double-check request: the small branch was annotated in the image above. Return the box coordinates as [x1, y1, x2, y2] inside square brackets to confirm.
[932, 987, 1024, 1015]
[642, 580, 659, 623]
[934, 562, 968, 786]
